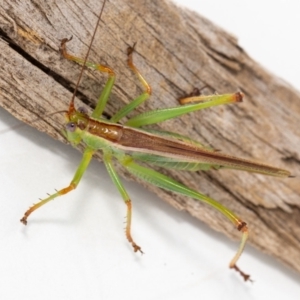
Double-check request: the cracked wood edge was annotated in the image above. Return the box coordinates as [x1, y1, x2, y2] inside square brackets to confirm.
[0, 0, 299, 272]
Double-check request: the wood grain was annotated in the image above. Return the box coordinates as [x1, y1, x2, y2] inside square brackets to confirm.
[0, 0, 299, 272]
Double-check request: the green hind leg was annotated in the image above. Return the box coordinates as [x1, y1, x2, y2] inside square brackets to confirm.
[21, 148, 95, 224]
[103, 152, 142, 253]
[117, 155, 250, 281]
[126, 92, 243, 127]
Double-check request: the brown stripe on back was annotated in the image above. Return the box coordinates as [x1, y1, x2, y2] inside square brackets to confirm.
[118, 127, 288, 176]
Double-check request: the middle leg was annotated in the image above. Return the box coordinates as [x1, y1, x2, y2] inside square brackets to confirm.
[110, 44, 152, 123]
[103, 151, 142, 253]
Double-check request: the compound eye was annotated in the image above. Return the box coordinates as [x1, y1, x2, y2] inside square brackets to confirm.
[77, 106, 88, 115]
[65, 122, 76, 132]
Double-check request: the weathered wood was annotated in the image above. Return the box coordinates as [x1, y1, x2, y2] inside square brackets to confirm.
[0, 0, 299, 272]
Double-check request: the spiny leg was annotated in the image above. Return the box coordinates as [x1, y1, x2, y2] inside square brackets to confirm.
[110, 43, 152, 122]
[229, 223, 251, 282]
[118, 155, 250, 281]
[21, 148, 94, 225]
[60, 37, 115, 119]
[103, 152, 142, 253]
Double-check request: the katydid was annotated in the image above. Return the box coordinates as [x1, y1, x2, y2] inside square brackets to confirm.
[20, 0, 291, 282]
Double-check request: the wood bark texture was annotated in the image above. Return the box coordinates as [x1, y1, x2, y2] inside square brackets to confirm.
[0, 0, 299, 272]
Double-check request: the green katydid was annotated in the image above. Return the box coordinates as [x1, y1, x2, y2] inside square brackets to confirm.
[20, 0, 291, 282]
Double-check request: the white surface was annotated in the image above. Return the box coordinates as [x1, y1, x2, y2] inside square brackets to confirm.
[0, 1, 300, 300]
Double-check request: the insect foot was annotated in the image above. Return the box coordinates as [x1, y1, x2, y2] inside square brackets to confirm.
[132, 243, 144, 254]
[20, 216, 28, 225]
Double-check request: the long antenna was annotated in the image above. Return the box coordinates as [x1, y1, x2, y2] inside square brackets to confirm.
[69, 0, 107, 108]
